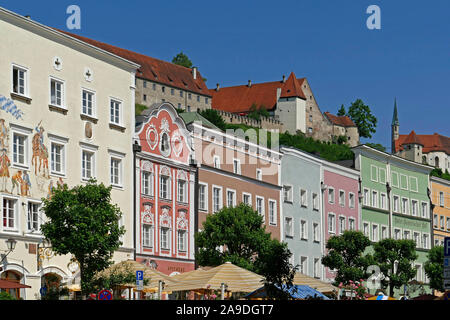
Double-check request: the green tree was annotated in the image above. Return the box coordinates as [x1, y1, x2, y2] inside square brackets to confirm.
[40, 179, 125, 297]
[365, 143, 386, 152]
[337, 104, 346, 116]
[424, 246, 444, 292]
[172, 52, 193, 68]
[372, 239, 418, 297]
[248, 104, 270, 121]
[199, 109, 227, 131]
[347, 99, 378, 139]
[195, 204, 297, 299]
[321, 231, 373, 286]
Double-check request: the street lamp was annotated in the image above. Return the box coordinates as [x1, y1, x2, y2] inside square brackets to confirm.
[1, 238, 17, 265]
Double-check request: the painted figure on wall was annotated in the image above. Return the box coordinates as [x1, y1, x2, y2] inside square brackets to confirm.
[32, 121, 49, 178]
[47, 180, 54, 200]
[11, 170, 23, 195]
[22, 170, 31, 196]
[0, 148, 11, 192]
[0, 119, 8, 150]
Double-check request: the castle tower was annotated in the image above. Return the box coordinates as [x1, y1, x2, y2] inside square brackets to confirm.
[391, 98, 399, 154]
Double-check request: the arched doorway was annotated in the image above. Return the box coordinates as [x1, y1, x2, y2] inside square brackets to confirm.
[1, 270, 22, 299]
[435, 156, 440, 168]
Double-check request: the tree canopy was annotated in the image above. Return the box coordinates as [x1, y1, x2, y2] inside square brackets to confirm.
[172, 52, 193, 68]
[372, 239, 418, 297]
[321, 231, 373, 286]
[40, 179, 125, 296]
[346, 99, 378, 139]
[199, 109, 227, 131]
[195, 203, 297, 299]
[424, 246, 444, 292]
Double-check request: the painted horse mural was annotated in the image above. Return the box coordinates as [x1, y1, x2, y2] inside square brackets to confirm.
[32, 121, 49, 178]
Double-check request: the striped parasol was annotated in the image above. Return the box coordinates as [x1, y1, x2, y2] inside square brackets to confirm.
[292, 273, 337, 293]
[367, 294, 396, 300]
[164, 262, 264, 293]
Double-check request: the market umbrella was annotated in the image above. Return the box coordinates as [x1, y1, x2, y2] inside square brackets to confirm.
[367, 293, 396, 300]
[0, 279, 31, 289]
[94, 259, 177, 290]
[292, 273, 337, 294]
[245, 284, 331, 300]
[164, 262, 264, 293]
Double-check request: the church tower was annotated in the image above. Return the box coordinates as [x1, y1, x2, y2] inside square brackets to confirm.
[391, 98, 399, 154]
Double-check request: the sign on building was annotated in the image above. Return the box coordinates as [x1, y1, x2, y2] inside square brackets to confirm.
[136, 270, 144, 291]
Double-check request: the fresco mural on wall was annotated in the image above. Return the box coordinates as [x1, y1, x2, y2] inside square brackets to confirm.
[32, 121, 49, 178]
[0, 95, 25, 120]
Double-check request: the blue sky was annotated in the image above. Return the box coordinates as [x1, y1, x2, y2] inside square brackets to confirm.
[3, 0, 449, 150]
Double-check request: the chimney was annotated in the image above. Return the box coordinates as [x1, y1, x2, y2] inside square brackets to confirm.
[192, 67, 197, 80]
[282, 75, 286, 83]
[248, 80, 252, 87]
[216, 83, 220, 91]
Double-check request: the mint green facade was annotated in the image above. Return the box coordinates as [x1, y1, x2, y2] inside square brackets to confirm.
[353, 145, 433, 298]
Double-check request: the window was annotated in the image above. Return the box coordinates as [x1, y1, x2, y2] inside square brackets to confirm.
[328, 213, 336, 234]
[177, 179, 187, 203]
[110, 99, 122, 125]
[233, 159, 241, 174]
[339, 216, 346, 234]
[349, 218, 355, 231]
[213, 155, 220, 169]
[440, 216, 445, 230]
[199, 184, 207, 210]
[171, 88, 174, 95]
[349, 193, 355, 208]
[313, 223, 320, 242]
[400, 174, 408, 190]
[256, 197, 264, 220]
[379, 168, 386, 184]
[391, 172, 399, 188]
[143, 80, 147, 88]
[256, 169, 262, 181]
[12, 133, 27, 166]
[143, 224, 154, 248]
[160, 175, 171, 200]
[110, 157, 122, 186]
[82, 89, 95, 117]
[268, 200, 277, 225]
[162, 86, 166, 93]
[300, 257, 308, 275]
[300, 220, 307, 240]
[394, 228, 401, 240]
[213, 186, 222, 213]
[371, 165, 378, 182]
[50, 78, 64, 107]
[314, 258, 320, 278]
[440, 192, 444, 207]
[312, 193, 319, 210]
[2, 198, 17, 230]
[371, 191, 378, 208]
[421, 202, 428, 218]
[205, 98, 209, 104]
[227, 190, 236, 208]
[81, 150, 95, 179]
[328, 187, 335, 204]
[160, 227, 170, 250]
[411, 200, 418, 216]
[300, 189, 308, 207]
[393, 195, 399, 212]
[409, 177, 418, 192]
[401, 198, 409, 214]
[433, 214, 438, 228]
[371, 224, 379, 242]
[447, 217, 450, 231]
[152, 83, 156, 90]
[380, 193, 387, 210]
[142, 171, 154, 196]
[180, 90, 183, 97]
[413, 232, 420, 247]
[308, 127, 313, 134]
[197, 95, 200, 102]
[284, 185, 293, 202]
[27, 202, 40, 232]
[415, 265, 422, 282]
[12, 65, 28, 96]
[177, 230, 187, 252]
[285, 217, 293, 237]
[188, 93, 192, 100]
[243, 193, 251, 206]
[50, 142, 65, 175]
[381, 226, 387, 240]
[338, 190, 345, 207]
[363, 222, 370, 238]
[363, 188, 369, 206]
[422, 234, 429, 249]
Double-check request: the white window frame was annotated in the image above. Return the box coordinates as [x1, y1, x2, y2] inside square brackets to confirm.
[212, 185, 223, 213]
[49, 76, 65, 108]
[401, 197, 409, 214]
[328, 213, 336, 234]
[328, 187, 335, 204]
[363, 222, 370, 238]
[380, 192, 387, 210]
[381, 225, 387, 240]
[268, 199, 277, 226]
[314, 258, 320, 279]
[142, 171, 154, 197]
[363, 188, 370, 206]
[371, 190, 378, 208]
[409, 176, 418, 193]
[394, 228, 401, 240]
[26, 201, 41, 233]
[393, 195, 400, 213]
[440, 192, 445, 207]
[421, 201, 429, 219]
[349, 218, 355, 231]
[349, 192, 355, 209]
[400, 174, 409, 190]
[283, 185, 293, 203]
[177, 229, 187, 253]
[370, 165, 379, 182]
[2, 197, 18, 232]
[226, 188, 236, 208]
[379, 168, 386, 184]
[213, 155, 221, 169]
[391, 171, 399, 188]
[300, 189, 308, 207]
[285, 217, 293, 238]
[256, 168, 262, 181]
[300, 256, 308, 275]
[143, 224, 154, 248]
[11, 126, 31, 169]
[300, 219, 308, 240]
[312, 193, 319, 211]
[48, 134, 68, 177]
[11, 63, 29, 98]
[81, 88, 96, 118]
[233, 158, 241, 175]
[339, 216, 346, 235]
[198, 182, 208, 211]
[109, 150, 124, 188]
[256, 196, 265, 221]
[177, 179, 188, 204]
[411, 199, 418, 217]
[160, 174, 171, 200]
[372, 223, 379, 242]
[160, 226, 171, 250]
[242, 192, 252, 207]
[109, 97, 123, 126]
[338, 190, 345, 207]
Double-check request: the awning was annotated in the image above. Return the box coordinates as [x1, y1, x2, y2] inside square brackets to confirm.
[292, 273, 337, 293]
[0, 279, 31, 289]
[367, 294, 396, 300]
[245, 284, 331, 300]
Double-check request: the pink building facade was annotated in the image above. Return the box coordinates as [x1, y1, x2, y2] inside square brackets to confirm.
[321, 161, 360, 282]
[134, 103, 196, 276]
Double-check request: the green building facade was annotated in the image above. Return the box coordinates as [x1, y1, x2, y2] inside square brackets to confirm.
[353, 145, 433, 298]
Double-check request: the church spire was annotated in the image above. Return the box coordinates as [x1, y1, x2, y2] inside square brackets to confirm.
[392, 98, 399, 126]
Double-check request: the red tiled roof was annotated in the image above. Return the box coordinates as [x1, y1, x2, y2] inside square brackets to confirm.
[56, 30, 211, 97]
[395, 131, 450, 154]
[323, 112, 356, 127]
[209, 72, 306, 113]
